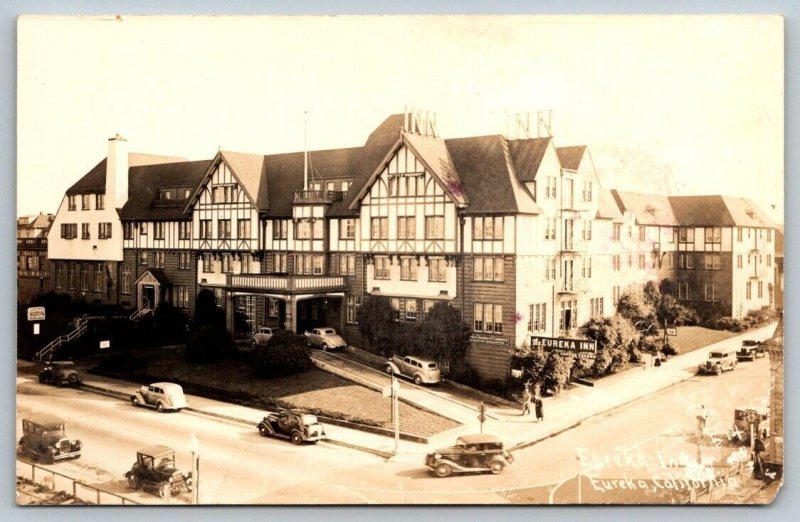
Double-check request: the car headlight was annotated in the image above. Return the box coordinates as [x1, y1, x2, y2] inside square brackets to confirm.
[433, 453, 442, 459]
[169, 477, 174, 483]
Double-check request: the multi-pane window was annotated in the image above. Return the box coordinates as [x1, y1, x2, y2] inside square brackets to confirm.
[154, 251, 165, 268]
[679, 253, 695, 270]
[559, 300, 577, 334]
[678, 282, 690, 300]
[528, 303, 546, 332]
[767, 229, 772, 242]
[474, 257, 504, 282]
[613, 223, 622, 241]
[704, 283, 719, 302]
[273, 220, 288, 239]
[273, 253, 287, 273]
[371, 217, 388, 239]
[678, 228, 694, 243]
[746, 282, 752, 300]
[179, 221, 192, 240]
[212, 184, 238, 204]
[582, 220, 592, 241]
[199, 220, 212, 239]
[60, 223, 77, 239]
[154, 222, 165, 240]
[237, 219, 251, 238]
[390, 298, 402, 321]
[80, 264, 89, 291]
[612, 286, 621, 304]
[67, 264, 76, 290]
[758, 281, 764, 299]
[174, 285, 189, 308]
[295, 254, 324, 275]
[340, 219, 356, 239]
[121, 265, 131, 294]
[96, 194, 105, 210]
[55, 263, 64, 290]
[704, 227, 722, 244]
[704, 253, 721, 270]
[473, 216, 503, 240]
[268, 298, 279, 318]
[428, 257, 447, 282]
[241, 254, 252, 274]
[473, 303, 503, 333]
[313, 219, 324, 239]
[545, 176, 557, 198]
[737, 228, 743, 242]
[545, 257, 557, 280]
[544, 218, 557, 240]
[590, 297, 604, 318]
[81, 223, 90, 239]
[400, 257, 418, 281]
[82, 194, 91, 210]
[582, 257, 592, 278]
[582, 180, 593, 202]
[221, 254, 233, 273]
[179, 251, 191, 270]
[374, 256, 390, 279]
[339, 254, 355, 276]
[736, 254, 743, 269]
[425, 216, 445, 239]
[398, 217, 416, 240]
[98, 222, 112, 239]
[612, 255, 621, 271]
[346, 295, 362, 324]
[123, 222, 134, 239]
[138, 223, 148, 236]
[218, 219, 231, 239]
[202, 254, 213, 273]
[68, 195, 77, 211]
[295, 219, 311, 239]
[93, 263, 103, 292]
[405, 299, 418, 321]
[638, 254, 646, 270]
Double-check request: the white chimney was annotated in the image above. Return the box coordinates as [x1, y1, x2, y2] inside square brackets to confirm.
[106, 134, 129, 208]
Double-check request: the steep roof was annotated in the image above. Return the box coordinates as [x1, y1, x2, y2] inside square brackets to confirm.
[120, 160, 213, 220]
[445, 135, 540, 215]
[66, 153, 187, 195]
[404, 133, 468, 208]
[556, 145, 586, 170]
[220, 151, 268, 209]
[364, 114, 405, 147]
[611, 190, 678, 226]
[596, 189, 623, 221]
[507, 137, 552, 182]
[668, 195, 774, 228]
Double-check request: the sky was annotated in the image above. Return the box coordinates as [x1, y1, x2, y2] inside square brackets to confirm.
[16, 15, 784, 223]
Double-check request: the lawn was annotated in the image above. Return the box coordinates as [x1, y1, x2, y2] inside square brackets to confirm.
[659, 326, 739, 355]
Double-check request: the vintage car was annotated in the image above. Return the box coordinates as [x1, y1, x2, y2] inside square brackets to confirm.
[124, 445, 192, 499]
[257, 410, 327, 445]
[38, 361, 81, 387]
[697, 350, 738, 375]
[130, 382, 188, 412]
[737, 339, 766, 362]
[18, 413, 82, 464]
[385, 355, 442, 385]
[250, 327, 276, 347]
[425, 434, 513, 477]
[304, 327, 347, 351]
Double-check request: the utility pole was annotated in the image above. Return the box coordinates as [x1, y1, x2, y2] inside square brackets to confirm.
[478, 402, 486, 434]
[392, 375, 400, 454]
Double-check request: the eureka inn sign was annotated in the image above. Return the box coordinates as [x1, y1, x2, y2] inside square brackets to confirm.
[531, 336, 597, 356]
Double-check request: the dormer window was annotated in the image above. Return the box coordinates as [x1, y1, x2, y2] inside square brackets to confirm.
[81, 194, 91, 210]
[212, 183, 238, 204]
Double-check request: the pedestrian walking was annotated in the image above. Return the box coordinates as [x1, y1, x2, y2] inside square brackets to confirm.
[697, 404, 708, 435]
[534, 396, 544, 422]
[521, 385, 532, 416]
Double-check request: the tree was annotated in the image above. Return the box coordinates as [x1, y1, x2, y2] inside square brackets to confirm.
[254, 331, 313, 378]
[616, 292, 656, 327]
[659, 278, 675, 297]
[643, 280, 661, 309]
[416, 302, 471, 371]
[656, 293, 682, 326]
[581, 315, 638, 376]
[357, 295, 396, 354]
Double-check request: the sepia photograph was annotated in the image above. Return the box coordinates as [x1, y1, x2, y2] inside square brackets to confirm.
[15, 14, 784, 506]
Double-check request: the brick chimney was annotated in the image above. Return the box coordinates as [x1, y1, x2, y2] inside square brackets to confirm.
[105, 134, 129, 208]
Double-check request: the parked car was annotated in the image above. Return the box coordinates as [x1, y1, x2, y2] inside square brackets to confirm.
[385, 355, 442, 385]
[130, 382, 188, 412]
[38, 361, 81, 387]
[250, 327, 276, 347]
[124, 445, 192, 499]
[425, 434, 513, 478]
[697, 351, 737, 375]
[17, 413, 82, 464]
[304, 327, 347, 351]
[257, 410, 327, 445]
[737, 340, 766, 362]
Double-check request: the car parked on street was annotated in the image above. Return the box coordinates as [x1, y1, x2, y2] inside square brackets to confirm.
[385, 355, 442, 385]
[257, 410, 327, 445]
[18, 413, 82, 464]
[130, 382, 188, 412]
[250, 327, 276, 347]
[737, 339, 766, 362]
[697, 350, 738, 375]
[304, 327, 347, 351]
[38, 361, 81, 387]
[124, 445, 192, 499]
[425, 434, 513, 477]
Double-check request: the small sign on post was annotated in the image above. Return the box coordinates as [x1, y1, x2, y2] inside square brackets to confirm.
[27, 306, 45, 321]
[99, 340, 111, 349]
[478, 402, 487, 433]
[665, 327, 678, 336]
[33, 323, 40, 335]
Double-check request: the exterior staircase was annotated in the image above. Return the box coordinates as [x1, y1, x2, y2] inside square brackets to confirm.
[35, 316, 89, 362]
[129, 306, 151, 322]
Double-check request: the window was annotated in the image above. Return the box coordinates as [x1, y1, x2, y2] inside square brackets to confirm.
[212, 184, 238, 204]
[55, 263, 64, 290]
[268, 298, 279, 318]
[767, 254, 772, 267]
[545, 176, 557, 198]
[273, 220, 288, 239]
[200, 220, 212, 239]
[679, 253, 694, 269]
[582, 220, 592, 241]
[679, 228, 694, 243]
[545, 257, 557, 280]
[425, 216, 444, 239]
[613, 223, 621, 241]
[81, 223, 90, 239]
[202, 253, 213, 273]
[61, 223, 77, 239]
[474, 303, 483, 332]
[67, 264, 76, 290]
[704, 227, 722, 244]
[613, 286, 621, 304]
[123, 222, 134, 239]
[80, 264, 89, 291]
[139, 222, 148, 236]
[179, 251, 190, 270]
[374, 256, 390, 279]
[428, 257, 447, 282]
[667, 228, 676, 243]
[705, 253, 721, 270]
[528, 303, 546, 332]
[154, 222, 164, 240]
[98, 222, 112, 239]
[544, 218, 556, 240]
[559, 300, 577, 333]
[82, 194, 91, 210]
[154, 251, 165, 268]
[678, 282, 690, 300]
[590, 297, 605, 318]
[767, 229, 772, 242]
[737, 228, 743, 242]
[179, 221, 192, 240]
[638, 254, 646, 270]
[371, 217, 388, 239]
[666, 252, 674, 269]
[704, 283, 719, 302]
[340, 219, 356, 239]
[158, 188, 175, 200]
[400, 257, 418, 281]
[96, 194, 104, 210]
[174, 286, 189, 308]
[313, 218, 324, 239]
[347, 295, 362, 324]
[218, 219, 231, 239]
[582, 257, 592, 278]
[638, 226, 646, 242]
[337, 254, 354, 276]
[121, 265, 130, 294]
[294, 254, 324, 275]
[68, 195, 77, 211]
[628, 226, 633, 238]
[758, 281, 763, 299]
[473, 216, 503, 240]
[612, 255, 621, 271]
[474, 303, 502, 333]
[235, 219, 250, 239]
[93, 263, 103, 292]
[405, 299, 418, 321]
[221, 254, 233, 273]
[390, 298, 402, 321]
[736, 254, 743, 269]
[474, 257, 504, 282]
[398, 216, 416, 240]
[295, 219, 311, 239]
[582, 180, 593, 202]
[273, 253, 287, 273]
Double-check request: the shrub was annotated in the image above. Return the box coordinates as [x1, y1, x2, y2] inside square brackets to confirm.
[662, 343, 680, 356]
[415, 302, 471, 372]
[581, 315, 638, 376]
[357, 296, 396, 353]
[542, 352, 575, 395]
[703, 316, 744, 332]
[185, 289, 232, 363]
[253, 331, 313, 378]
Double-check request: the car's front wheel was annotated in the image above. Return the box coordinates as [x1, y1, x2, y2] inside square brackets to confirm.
[156, 402, 165, 413]
[385, 364, 394, 375]
[131, 396, 140, 407]
[490, 459, 506, 474]
[127, 474, 139, 490]
[258, 424, 273, 437]
[413, 375, 423, 385]
[434, 463, 452, 478]
[290, 431, 304, 445]
[250, 338, 257, 347]
[68, 374, 79, 386]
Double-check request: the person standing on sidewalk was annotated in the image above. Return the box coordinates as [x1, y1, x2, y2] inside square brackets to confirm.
[521, 385, 532, 416]
[535, 396, 544, 422]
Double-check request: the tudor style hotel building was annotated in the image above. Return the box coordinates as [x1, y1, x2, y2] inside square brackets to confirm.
[45, 112, 776, 381]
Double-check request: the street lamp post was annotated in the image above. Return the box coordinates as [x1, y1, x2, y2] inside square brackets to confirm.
[189, 434, 200, 505]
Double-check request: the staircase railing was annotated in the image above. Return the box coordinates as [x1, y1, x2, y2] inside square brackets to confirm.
[129, 306, 150, 322]
[35, 316, 89, 362]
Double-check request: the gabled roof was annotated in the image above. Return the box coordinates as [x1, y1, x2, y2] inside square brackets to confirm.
[404, 133, 468, 208]
[668, 195, 775, 228]
[596, 189, 623, 221]
[364, 114, 405, 147]
[67, 153, 187, 195]
[445, 135, 540, 215]
[221, 151, 268, 209]
[611, 190, 678, 226]
[507, 137, 552, 182]
[120, 160, 213, 221]
[134, 268, 171, 286]
[556, 146, 586, 171]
